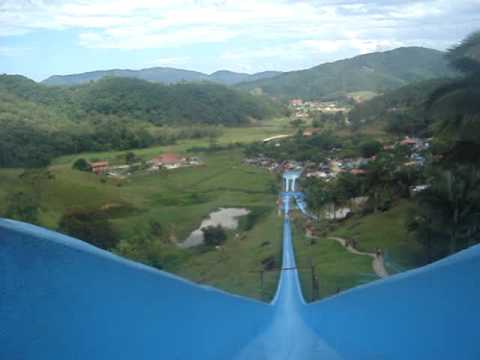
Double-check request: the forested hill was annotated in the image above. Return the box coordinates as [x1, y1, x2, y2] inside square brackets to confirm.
[0, 75, 281, 125]
[236, 47, 454, 100]
[77, 77, 282, 124]
[0, 75, 282, 167]
[208, 70, 282, 85]
[348, 78, 451, 136]
[42, 67, 282, 87]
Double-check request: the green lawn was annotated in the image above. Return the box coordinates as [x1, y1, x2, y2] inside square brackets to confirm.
[174, 210, 283, 301]
[292, 216, 375, 301]
[332, 200, 426, 270]
[347, 91, 379, 102]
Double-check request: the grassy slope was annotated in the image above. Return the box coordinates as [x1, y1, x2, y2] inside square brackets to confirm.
[292, 215, 375, 301]
[175, 210, 283, 301]
[292, 200, 425, 301]
[332, 200, 426, 270]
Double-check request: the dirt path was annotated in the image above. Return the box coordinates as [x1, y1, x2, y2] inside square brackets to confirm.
[328, 237, 389, 278]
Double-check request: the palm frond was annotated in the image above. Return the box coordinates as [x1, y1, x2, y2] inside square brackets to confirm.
[425, 78, 472, 109]
[446, 30, 480, 75]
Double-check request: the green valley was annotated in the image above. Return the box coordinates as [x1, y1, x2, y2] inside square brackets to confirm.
[2, 31, 480, 302]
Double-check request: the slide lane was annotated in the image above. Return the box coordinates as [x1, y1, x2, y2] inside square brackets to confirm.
[235, 192, 341, 359]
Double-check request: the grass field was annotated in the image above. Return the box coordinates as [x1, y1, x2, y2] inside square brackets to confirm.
[332, 200, 426, 271]
[291, 215, 376, 301]
[347, 91, 379, 102]
[52, 117, 292, 166]
[290, 198, 427, 301]
[175, 210, 283, 301]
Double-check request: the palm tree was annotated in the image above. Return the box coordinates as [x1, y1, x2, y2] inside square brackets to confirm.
[428, 31, 480, 108]
[427, 31, 480, 164]
[417, 165, 480, 254]
[363, 153, 397, 212]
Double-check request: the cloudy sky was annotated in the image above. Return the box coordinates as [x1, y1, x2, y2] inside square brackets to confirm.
[1, 0, 479, 81]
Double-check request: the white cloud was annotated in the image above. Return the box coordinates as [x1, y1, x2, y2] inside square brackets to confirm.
[1, 0, 479, 72]
[219, 34, 410, 72]
[79, 26, 237, 49]
[0, 46, 30, 57]
[148, 57, 191, 67]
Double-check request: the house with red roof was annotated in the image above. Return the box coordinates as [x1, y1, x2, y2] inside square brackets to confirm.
[350, 168, 367, 176]
[90, 161, 109, 175]
[149, 153, 186, 170]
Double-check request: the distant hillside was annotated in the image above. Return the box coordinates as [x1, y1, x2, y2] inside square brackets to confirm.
[237, 47, 455, 100]
[72, 77, 282, 125]
[349, 78, 451, 136]
[1, 75, 282, 126]
[208, 70, 282, 85]
[0, 74, 283, 167]
[42, 68, 282, 87]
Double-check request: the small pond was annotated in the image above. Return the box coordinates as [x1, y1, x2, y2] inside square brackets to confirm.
[179, 208, 250, 248]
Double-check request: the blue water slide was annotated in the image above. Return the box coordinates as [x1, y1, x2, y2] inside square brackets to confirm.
[1, 174, 480, 359]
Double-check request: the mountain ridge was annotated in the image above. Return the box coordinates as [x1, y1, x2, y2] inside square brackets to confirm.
[42, 67, 283, 87]
[40, 47, 455, 99]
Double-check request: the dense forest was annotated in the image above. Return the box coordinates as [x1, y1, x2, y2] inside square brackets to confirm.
[72, 77, 280, 124]
[0, 75, 282, 167]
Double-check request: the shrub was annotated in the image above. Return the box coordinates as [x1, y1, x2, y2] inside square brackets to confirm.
[5, 192, 39, 224]
[243, 207, 269, 231]
[72, 158, 91, 171]
[202, 225, 227, 247]
[360, 140, 382, 158]
[58, 208, 118, 250]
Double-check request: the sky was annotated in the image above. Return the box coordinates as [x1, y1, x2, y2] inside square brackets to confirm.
[1, 0, 479, 81]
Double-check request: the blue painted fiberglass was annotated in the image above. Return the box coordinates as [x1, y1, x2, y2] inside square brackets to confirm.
[1, 190, 479, 359]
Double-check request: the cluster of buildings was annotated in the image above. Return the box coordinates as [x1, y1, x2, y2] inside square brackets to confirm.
[148, 153, 201, 171]
[244, 156, 369, 181]
[393, 136, 430, 167]
[288, 99, 349, 119]
[399, 136, 430, 151]
[243, 157, 303, 173]
[303, 156, 377, 180]
[88, 153, 201, 177]
[246, 136, 431, 182]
